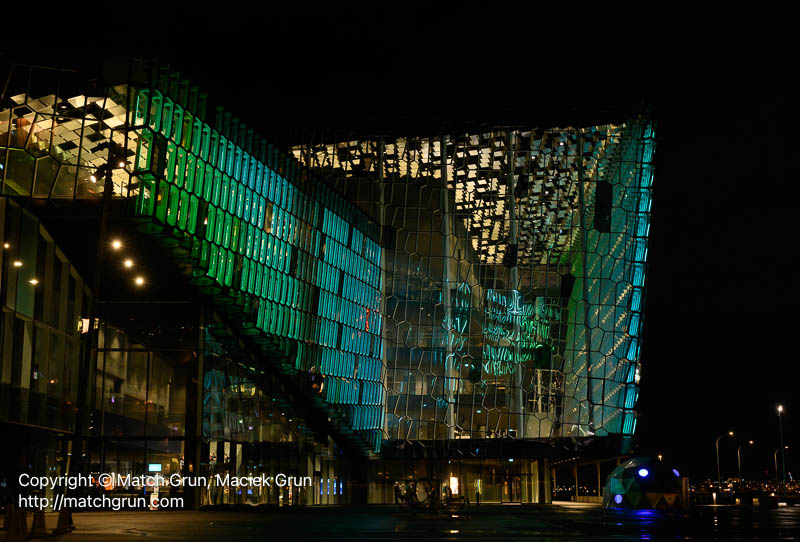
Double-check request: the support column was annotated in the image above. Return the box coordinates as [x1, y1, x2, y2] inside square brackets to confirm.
[378, 139, 389, 441]
[542, 458, 552, 504]
[529, 460, 537, 503]
[573, 466, 579, 501]
[596, 462, 602, 498]
[440, 135, 456, 439]
[576, 130, 594, 430]
[506, 131, 523, 439]
[184, 306, 204, 509]
[306, 453, 314, 506]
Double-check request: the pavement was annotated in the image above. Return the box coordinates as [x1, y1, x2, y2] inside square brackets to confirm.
[3, 502, 800, 541]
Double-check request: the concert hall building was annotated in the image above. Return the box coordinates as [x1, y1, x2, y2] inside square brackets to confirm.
[0, 58, 654, 507]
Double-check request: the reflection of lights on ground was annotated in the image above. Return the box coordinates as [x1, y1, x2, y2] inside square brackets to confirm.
[633, 509, 658, 516]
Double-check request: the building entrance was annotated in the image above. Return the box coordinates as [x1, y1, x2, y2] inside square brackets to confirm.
[502, 474, 522, 503]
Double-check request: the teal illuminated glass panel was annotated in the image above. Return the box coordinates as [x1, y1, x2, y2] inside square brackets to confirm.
[117, 62, 385, 452]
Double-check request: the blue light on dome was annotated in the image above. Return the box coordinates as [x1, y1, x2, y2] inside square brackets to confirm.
[614, 494, 623, 504]
[672, 469, 680, 477]
[638, 468, 649, 478]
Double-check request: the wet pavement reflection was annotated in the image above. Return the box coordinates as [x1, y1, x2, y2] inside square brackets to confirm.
[28, 502, 800, 541]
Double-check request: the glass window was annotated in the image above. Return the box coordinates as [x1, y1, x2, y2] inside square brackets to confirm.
[3, 149, 34, 195]
[208, 130, 218, 165]
[166, 185, 179, 226]
[181, 111, 193, 149]
[172, 104, 184, 143]
[187, 195, 199, 235]
[50, 164, 76, 199]
[200, 124, 211, 160]
[148, 90, 162, 132]
[33, 155, 59, 197]
[133, 88, 149, 126]
[213, 210, 224, 246]
[160, 97, 173, 137]
[191, 118, 202, 155]
[146, 352, 187, 437]
[185, 153, 196, 193]
[220, 175, 229, 210]
[193, 158, 204, 197]
[175, 148, 186, 188]
[217, 136, 227, 171]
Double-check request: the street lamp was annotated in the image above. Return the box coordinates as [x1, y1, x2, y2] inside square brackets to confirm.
[737, 440, 754, 484]
[777, 405, 787, 485]
[774, 446, 789, 487]
[716, 431, 734, 487]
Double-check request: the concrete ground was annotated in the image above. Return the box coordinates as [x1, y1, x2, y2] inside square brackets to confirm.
[3, 502, 800, 541]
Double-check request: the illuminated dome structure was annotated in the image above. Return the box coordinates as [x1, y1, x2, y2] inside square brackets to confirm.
[603, 457, 687, 510]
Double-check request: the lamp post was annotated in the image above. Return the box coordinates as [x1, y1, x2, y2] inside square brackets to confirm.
[774, 446, 788, 488]
[716, 431, 734, 488]
[777, 405, 787, 485]
[737, 440, 754, 484]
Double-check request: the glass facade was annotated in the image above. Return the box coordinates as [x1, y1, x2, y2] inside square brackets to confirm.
[1, 60, 385, 449]
[0, 198, 88, 430]
[293, 125, 653, 448]
[91, 319, 190, 502]
[1, 59, 654, 507]
[0, 198, 90, 507]
[124, 60, 385, 453]
[0, 196, 352, 508]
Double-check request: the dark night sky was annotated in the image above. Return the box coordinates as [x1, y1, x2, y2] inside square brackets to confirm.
[5, 6, 796, 481]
